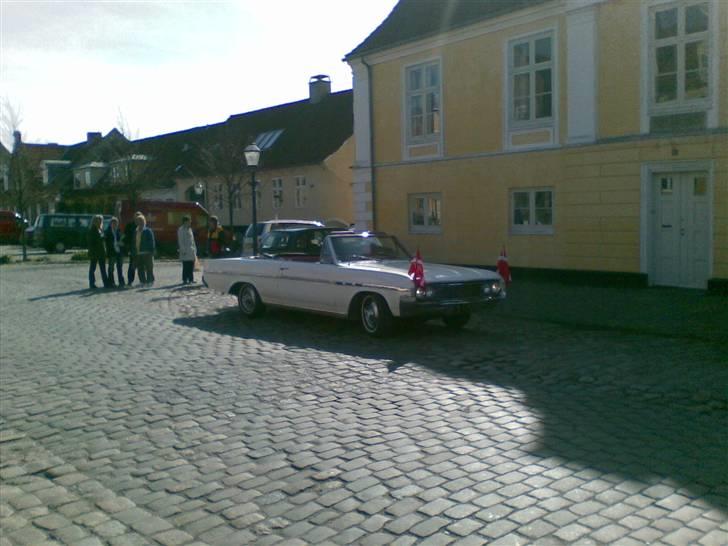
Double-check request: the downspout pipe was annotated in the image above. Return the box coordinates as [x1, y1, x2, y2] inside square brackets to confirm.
[361, 57, 377, 230]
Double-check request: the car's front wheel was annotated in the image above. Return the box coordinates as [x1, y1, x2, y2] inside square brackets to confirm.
[237, 284, 264, 318]
[54, 241, 66, 253]
[360, 294, 393, 337]
[442, 311, 471, 329]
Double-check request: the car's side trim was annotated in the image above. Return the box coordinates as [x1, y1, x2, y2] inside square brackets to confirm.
[335, 280, 410, 293]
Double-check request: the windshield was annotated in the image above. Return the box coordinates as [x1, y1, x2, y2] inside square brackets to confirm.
[244, 223, 265, 238]
[260, 231, 291, 253]
[331, 235, 410, 262]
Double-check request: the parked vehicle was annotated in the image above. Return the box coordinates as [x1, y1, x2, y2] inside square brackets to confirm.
[118, 200, 209, 255]
[32, 213, 111, 253]
[0, 210, 28, 244]
[259, 227, 344, 261]
[204, 231, 506, 336]
[242, 219, 324, 255]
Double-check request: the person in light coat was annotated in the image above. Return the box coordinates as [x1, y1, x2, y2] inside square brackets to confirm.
[177, 215, 197, 284]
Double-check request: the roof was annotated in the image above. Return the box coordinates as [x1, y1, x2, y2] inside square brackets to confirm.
[346, 0, 552, 59]
[9, 88, 353, 195]
[224, 90, 353, 169]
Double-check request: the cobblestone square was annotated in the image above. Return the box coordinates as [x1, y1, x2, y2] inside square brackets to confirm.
[1, 262, 726, 545]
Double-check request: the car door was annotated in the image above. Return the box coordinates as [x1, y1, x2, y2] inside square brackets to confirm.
[276, 230, 339, 313]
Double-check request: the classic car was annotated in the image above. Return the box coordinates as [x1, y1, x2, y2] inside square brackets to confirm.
[203, 230, 506, 336]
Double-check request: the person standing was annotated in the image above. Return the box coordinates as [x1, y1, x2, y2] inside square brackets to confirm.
[177, 215, 197, 284]
[123, 214, 139, 286]
[88, 215, 110, 289]
[134, 213, 156, 286]
[206, 215, 225, 258]
[105, 217, 124, 287]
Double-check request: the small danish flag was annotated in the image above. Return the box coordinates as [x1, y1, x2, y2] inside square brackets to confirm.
[497, 246, 512, 284]
[408, 248, 426, 289]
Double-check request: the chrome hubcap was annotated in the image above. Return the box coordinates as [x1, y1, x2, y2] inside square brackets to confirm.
[362, 297, 379, 331]
[240, 287, 255, 313]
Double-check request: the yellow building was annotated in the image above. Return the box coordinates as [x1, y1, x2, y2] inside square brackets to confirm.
[174, 76, 354, 231]
[346, 0, 726, 290]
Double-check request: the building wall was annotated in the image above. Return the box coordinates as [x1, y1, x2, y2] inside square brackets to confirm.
[354, 0, 727, 284]
[175, 137, 354, 227]
[376, 133, 727, 279]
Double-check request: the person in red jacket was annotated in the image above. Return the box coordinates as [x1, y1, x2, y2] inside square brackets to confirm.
[206, 215, 226, 258]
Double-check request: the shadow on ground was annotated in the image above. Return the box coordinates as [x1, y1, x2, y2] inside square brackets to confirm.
[174, 308, 728, 511]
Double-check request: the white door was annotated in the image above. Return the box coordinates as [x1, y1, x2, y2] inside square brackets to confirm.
[653, 172, 710, 289]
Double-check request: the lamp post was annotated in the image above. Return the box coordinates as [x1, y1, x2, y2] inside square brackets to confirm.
[243, 144, 261, 255]
[193, 180, 207, 209]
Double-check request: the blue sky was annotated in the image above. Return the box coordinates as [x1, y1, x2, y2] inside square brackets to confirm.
[0, 0, 398, 149]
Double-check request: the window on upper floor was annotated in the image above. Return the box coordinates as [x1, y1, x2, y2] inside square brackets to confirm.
[213, 183, 223, 210]
[405, 61, 441, 146]
[508, 32, 554, 128]
[648, 1, 712, 130]
[408, 193, 442, 234]
[232, 182, 242, 209]
[510, 188, 554, 235]
[295, 176, 307, 208]
[1, 164, 8, 192]
[272, 178, 283, 209]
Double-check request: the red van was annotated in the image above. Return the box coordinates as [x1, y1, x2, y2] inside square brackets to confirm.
[117, 200, 209, 255]
[0, 210, 28, 244]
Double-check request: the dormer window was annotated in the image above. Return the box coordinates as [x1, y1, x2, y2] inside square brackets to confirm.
[255, 130, 284, 151]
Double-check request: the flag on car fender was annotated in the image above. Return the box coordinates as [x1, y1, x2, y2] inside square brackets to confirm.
[409, 248, 426, 289]
[497, 246, 512, 284]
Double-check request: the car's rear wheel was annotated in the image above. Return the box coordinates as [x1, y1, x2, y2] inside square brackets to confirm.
[237, 283, 264, 318]
[54, 241, 66, 253]
[360, 294, 393, 337]
[442, 311, 471, 329]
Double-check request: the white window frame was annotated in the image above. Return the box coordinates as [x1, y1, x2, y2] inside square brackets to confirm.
[508, 31, 555, 126]
[648, 0, 713, 114]
[402, 58, 443, 159]
[232, 182, 242, 209]
[510, 187, 554, 235]
[213, 183, 223, 210]
[641, 0, 719, 130]
[272, 178, 283, 209]
[408, 192, 443, 234]
[294, 176, 307, 208]
[504, 28, 559, 150]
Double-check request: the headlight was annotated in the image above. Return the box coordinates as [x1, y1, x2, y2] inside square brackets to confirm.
[482, 281, 501, 295]
[415, 286, 435, 299]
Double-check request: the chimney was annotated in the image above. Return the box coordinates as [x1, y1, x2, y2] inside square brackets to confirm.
[87, 132, 102, 143]
[309, 75, 331, 104]
[13, 131, 22, 152]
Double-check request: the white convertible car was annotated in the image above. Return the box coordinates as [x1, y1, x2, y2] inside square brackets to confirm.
[203, 230, 506, 336]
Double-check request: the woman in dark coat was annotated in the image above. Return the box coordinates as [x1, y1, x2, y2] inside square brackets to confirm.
[105, 217, 124, 287]
[88, 214, 110, 289]
[133, 213, 156, 286]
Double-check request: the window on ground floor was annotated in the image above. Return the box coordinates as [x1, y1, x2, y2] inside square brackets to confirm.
[510, 188, 554, 235]
[408, 193, 442, 234]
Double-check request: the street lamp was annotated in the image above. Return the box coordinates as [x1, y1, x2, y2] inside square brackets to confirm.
[175, 164, 207, 209]
[244, 144, 261, 255]
[193, 180, 207, 209]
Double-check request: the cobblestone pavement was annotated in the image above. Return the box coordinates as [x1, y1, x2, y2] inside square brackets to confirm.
[1, 262, 726, 546]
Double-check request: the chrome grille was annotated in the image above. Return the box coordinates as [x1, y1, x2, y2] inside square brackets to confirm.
[431, 282, 483, 300]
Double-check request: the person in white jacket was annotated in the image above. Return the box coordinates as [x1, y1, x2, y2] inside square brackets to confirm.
[177, 215, 197, 284]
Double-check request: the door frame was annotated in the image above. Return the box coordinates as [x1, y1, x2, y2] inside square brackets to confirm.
[640, 160, 714, 287]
